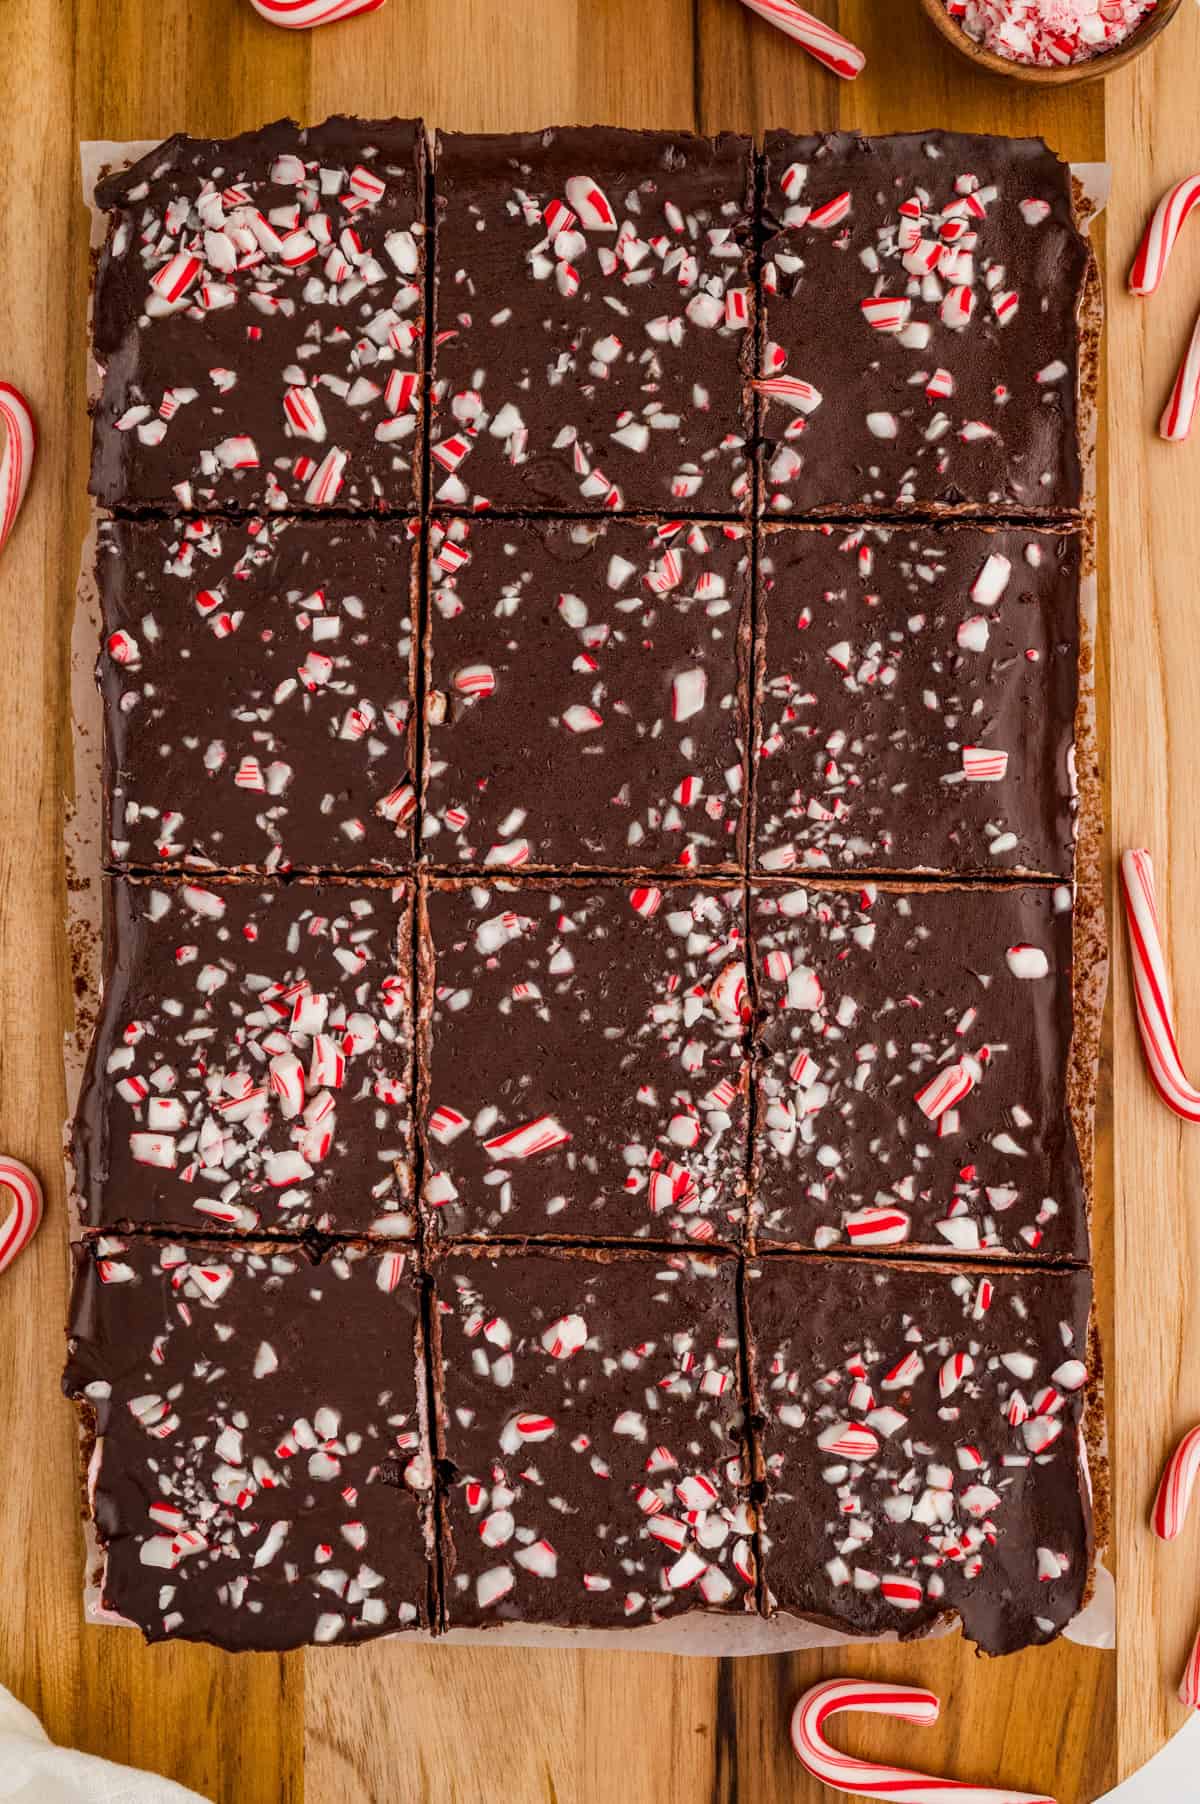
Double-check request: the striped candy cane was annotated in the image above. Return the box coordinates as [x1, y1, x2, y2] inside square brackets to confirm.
[733, 0, 865, 78]
[1160, 312, 1200, 444]
[791, 1680, 1055, 1802]
[248, 0, 384, 26]
[1120, 849, 1200, 1121]
[1130, 176, 1200, 297]
[0, 382, 36, 563]
[1151, 1427, 1200, 1709]
[0, 1155, 44, 1278]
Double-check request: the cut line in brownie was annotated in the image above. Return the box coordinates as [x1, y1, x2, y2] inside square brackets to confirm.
[752, 522, 1080, 880]
[758, 131, 1089, 518]
[418, 878, 750, 1245]
[745, 1255, 1094, 1656]
[431, 1243, 755, 1629]
[64, 1235, 434, 1650]
[98, 515, 419, 872]
[91, 117, 426, 514]
[74, 877, 415, 1237]
[431, 128, 756, 516]
[423, 516, 751, 872]
[749, 880, 1089, 1260]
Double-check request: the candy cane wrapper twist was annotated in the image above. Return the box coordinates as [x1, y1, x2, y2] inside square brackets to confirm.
[733, 0, 865, 77]
[790, 1680, 1055, 1803]
[1130, 175, 1200, 297]
[0, 1155, 44, 1277]
[1121, 849, 1200, 1120]
[249, 0, 384, 27]
[0, 382, 36, 562]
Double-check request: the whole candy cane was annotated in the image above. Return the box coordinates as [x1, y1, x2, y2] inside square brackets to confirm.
[248, 0, 384, 27]
[0, 382, 36, 563]
[1160, 311, 1200, 444]
[791, 1680, 1055, 1803]
[733, 0, 866, 78]
[0, 1155, 44, 1278]
[1120, 849, 1200, 1120]
[1130, 175, 1200, 297]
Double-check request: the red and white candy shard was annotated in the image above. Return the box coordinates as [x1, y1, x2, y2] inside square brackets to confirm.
[442, 1252, 753, 1624]
[94, 123, 423, 510]
[431, 133, 754, 515]
[0, 1155, 44, 1278]
[91, 882, 414, 1236]
[946, 0, 1154, 68]
[790, 1678, 1055, 1802]
[422, 883, 748, 1241]
[0, 382, 36, 564]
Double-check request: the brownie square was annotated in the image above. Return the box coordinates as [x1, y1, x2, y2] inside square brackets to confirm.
[431, 128, 755, 515]
[433, 1245, 754, 1628]
[418, 879, 750, 1244]
[74, 877, 415, 1237]
[423, 516, 751, 871]
[99, 515, 419, 872]
[746, 1256, 1094, 1655]
[750, 881, 1087, 1260]
[758, 132, 1089, 517]
[91, 117, 426, 513]
[64, 1236, 434, 1649]
[753, 523, 1080, 879]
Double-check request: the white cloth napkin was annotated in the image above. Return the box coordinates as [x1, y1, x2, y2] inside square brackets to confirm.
[0, 1687, 209, 1804]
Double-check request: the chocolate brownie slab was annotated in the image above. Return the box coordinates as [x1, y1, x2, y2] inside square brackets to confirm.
[432, 128, 755, 515]
[64, 1237, 433, 1649]
[758, 132, 1089, 517]
[99, 515, 418, 871]
[750, 881, 1088, 1259]
[423, 516, 751, 871]
[753, 522, 1080, 879]
[418, 879, 750, 1244]
[432, 1245, 754, 1628]
[746, 1256, 1094, 1655]
[91, 117, 426, 513]
[74, 878, 415, 1237]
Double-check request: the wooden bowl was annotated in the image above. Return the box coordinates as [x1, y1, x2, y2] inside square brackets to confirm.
[918, 0, 1183, 84]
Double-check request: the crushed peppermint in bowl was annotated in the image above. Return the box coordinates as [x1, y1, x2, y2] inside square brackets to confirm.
[920, 0, 1182, 81]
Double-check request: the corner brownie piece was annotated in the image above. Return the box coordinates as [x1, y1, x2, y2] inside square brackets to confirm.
[423, 517, 751, 871]
[759, 132, 1089, 517]
[64, 1237, 434, 1649]
[431, 128, 755, 515]
[746, 1256, 1094, 1655]
[750, 881, 1088, 1259]
[432, 1246, 755, 1628]
[753, 523, 1080, 879]
[418, 880, 749, 1243]
[91, 117, 426, 513]
[74, 878, 415, 1237]
[99, 516, 418, 871]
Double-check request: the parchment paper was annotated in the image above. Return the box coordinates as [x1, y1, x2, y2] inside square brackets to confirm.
[65, 138, 1114, 1655]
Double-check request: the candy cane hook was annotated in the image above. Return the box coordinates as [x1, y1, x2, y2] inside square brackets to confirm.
[0, 1155, 44, 1278]
[790, 1680, 1055, 1803]
[1151, 1427, 1200, 1707]
[1120, 850, 1200, 1121]
[732, 0, 865, 78]
[0, 382, 36, 563]
[248, 0, 384, 27]
[1130, 176, 1200, 297]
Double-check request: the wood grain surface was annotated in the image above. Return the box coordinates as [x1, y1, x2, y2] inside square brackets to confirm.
[0, 2, 1195, 1799]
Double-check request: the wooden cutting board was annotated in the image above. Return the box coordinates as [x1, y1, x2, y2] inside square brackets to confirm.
[0, 1, 1196, 1798]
